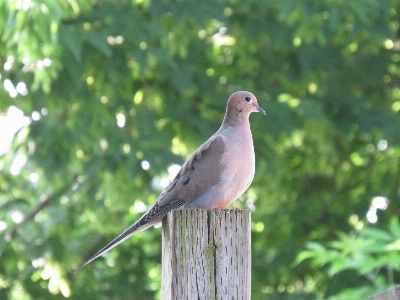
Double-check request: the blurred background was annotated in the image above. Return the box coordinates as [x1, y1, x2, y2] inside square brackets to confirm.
[1, 0, 400, 299]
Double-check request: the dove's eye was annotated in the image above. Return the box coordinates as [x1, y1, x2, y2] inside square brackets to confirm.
[244, 96, 252, 103]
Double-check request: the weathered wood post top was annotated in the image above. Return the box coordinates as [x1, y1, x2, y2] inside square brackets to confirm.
[367, 286, 400, 300]
[162, 209, 251, 300]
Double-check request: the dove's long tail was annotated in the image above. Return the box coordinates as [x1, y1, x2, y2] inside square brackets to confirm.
[75, 215, 161, 272]
[75, 198, 190, 272]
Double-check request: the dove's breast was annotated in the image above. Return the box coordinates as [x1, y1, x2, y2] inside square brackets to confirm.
[185, 125, 255, 209]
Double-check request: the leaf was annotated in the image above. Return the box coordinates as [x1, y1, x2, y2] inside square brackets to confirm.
[360, 228, 393, 244]
[389, 217, 400, 239]
[85, 31, 111, 56]
[295, 250, 317, 265]
[59, 25, 82, 61]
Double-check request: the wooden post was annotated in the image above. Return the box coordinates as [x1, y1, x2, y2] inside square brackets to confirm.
[161, 209, 251, 300]
[366, 286, 400, 300]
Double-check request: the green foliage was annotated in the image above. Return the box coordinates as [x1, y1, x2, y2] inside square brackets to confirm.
[296, 217, 400, 299]
[1, 0, 400, 299]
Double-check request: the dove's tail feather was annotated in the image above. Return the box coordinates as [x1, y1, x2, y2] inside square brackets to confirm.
[74, 199, 190, 272]
[75, 217, 161, 272]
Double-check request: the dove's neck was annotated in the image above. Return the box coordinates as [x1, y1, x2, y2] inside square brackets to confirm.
[220, 113, 253, 150]
[220, 110, 250, 130]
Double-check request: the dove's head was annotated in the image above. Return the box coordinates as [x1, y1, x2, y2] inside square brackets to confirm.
[222, 91, 265, 128]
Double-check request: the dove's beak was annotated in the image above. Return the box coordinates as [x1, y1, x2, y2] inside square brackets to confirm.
[254, 105, 266, 115]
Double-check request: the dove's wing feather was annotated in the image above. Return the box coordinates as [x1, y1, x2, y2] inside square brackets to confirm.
[75, 135, 226, 272]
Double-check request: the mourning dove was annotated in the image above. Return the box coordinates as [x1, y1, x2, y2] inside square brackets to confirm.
[76, 91, 265, 271]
